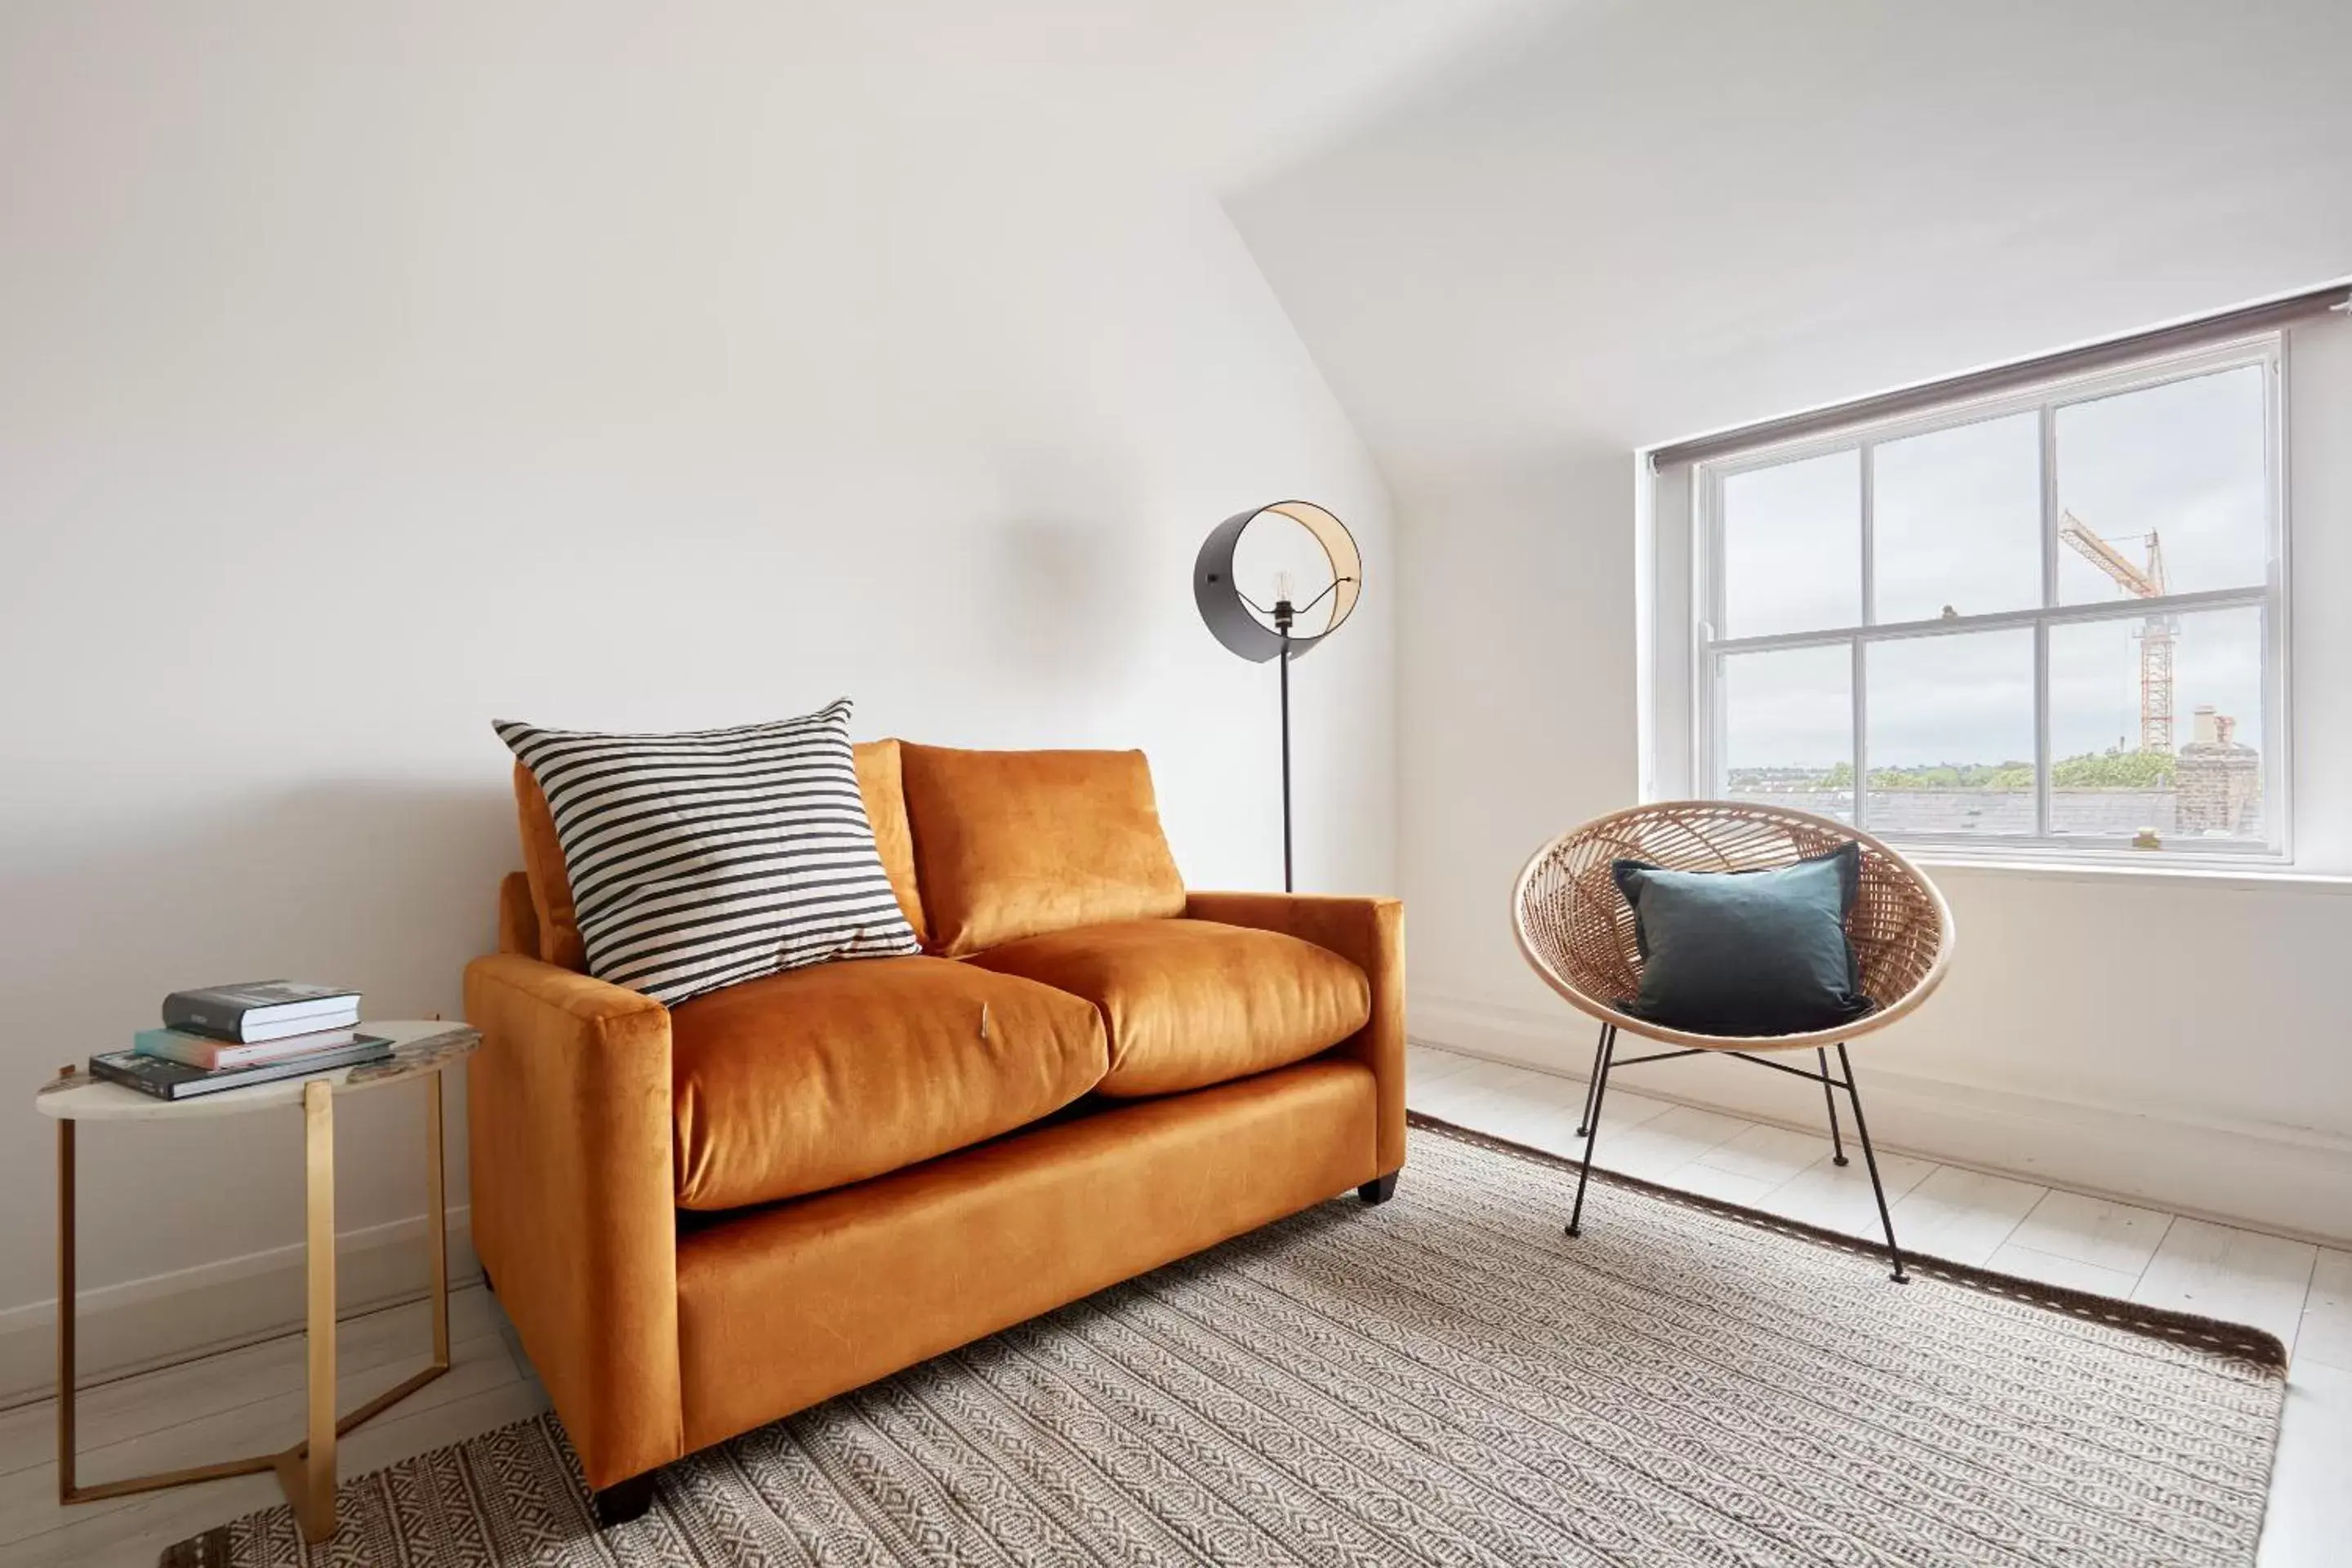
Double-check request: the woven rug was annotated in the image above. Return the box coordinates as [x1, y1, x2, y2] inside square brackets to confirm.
[167, 1120, 2285, 1566]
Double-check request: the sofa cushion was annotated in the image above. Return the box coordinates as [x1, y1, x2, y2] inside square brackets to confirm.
[850, 739, 929, 949]
[969, 919, 1370, 1098]
[514, 759, 590, 972]
[514, 737, 926, 973]
[897, 745, 1186, 958]
[669, 955, 1107, 1210]
[497, 702, 921, 1006]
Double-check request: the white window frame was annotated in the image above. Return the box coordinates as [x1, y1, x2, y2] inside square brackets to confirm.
[1690, 332, 2291, 866]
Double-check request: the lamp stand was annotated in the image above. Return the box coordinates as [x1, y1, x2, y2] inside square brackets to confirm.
[1276, 599, 1294, 893]
[1193, 503, 1361, 895]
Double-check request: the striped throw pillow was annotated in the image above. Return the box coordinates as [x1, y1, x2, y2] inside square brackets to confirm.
[493, 700, 920, 1006]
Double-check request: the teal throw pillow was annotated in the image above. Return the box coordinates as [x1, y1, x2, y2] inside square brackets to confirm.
[1611, 843, 1873, 1037]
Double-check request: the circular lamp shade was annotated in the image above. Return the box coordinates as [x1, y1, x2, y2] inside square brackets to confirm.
[1192, 501, 1362, 664]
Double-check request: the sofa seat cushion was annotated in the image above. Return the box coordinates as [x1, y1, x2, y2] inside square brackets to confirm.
[969, 919, 1370, 1098]
[669, 956, 1107, 1210]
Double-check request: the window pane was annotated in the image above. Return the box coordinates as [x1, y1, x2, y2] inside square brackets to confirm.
[1864, 630, 2035, 835]
[1719, 644, 1853, 822]
[1721, 450, 1860, 638]
[2056, 364, 2268, 604]
[2048, 607, 2265, 843]
[1873, 411, 2042, 623]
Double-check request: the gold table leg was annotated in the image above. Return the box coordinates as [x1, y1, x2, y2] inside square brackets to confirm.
[287, 1080, 338, 1539]
[56, 1066, 456, 1545]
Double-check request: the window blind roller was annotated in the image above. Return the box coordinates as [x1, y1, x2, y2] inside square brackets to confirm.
[1649, 283, 2349, 470]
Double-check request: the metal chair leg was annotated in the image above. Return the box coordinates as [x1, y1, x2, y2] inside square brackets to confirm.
[1817, 1046, 1847, 1166]
[1836, 1043, 1908, 1283]
[1575, 1022, 1610, 1137]
[1565, 1025, 1616, 1238]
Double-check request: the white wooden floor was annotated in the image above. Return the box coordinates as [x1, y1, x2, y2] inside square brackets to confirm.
[0, 1048, 2342, 1566]
[0, 1287, 550, 1566]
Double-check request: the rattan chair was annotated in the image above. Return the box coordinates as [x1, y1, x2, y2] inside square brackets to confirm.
[1511, 800, 1955, 1281]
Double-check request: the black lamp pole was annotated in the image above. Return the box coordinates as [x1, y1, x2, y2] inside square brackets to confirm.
[1275, 598, 1294, 891]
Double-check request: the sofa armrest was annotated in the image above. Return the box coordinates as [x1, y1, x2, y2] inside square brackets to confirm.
[1185, 892, 1405, 1177]
[462, 953, 683, 1487]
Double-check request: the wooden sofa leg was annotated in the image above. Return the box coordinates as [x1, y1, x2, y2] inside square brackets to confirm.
[1358, 1173, 1399, 1205]
[592, 1473, 657, 1530]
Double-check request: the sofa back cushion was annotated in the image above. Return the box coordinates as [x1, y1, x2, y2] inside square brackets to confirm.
[849, 739, 929, 949]
[514, 760, 590, 971]
[513, 735, 929, 974]
[898, 744, 1186, 957]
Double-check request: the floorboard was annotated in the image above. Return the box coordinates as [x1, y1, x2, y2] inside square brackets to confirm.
[0, 1287, 528, 1567]
[2133, 1217, 2319, 1352]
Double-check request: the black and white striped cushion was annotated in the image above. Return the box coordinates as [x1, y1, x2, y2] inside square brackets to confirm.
[493, 700, 919, 1006]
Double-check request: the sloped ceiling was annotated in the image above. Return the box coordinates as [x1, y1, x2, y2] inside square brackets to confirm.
[1224, 0, 2352, 497]
[1081, 0, 1564, 186]
[782, 0, 1555, 189]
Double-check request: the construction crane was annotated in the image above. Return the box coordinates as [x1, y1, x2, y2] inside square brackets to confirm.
[2058, 509, 2175, 753]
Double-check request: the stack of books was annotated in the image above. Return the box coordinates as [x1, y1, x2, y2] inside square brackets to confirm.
[88, 982, 390, 1101]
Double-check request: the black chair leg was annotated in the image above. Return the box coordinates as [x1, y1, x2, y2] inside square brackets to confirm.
[1575, 1022, 1610, 1137]
[1358, 1173, 1399, 1205]
[1817, 1046, 1848, 1166]
[1836, 1042, 1908, 1283]
[1565, 1025, 1616, 1238]
[593, 1472, 657, 1529]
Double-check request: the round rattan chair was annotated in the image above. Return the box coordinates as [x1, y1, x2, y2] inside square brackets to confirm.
[1512, 800, 1955, 1281]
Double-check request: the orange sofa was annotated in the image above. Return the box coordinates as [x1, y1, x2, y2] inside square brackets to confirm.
[463, 739, 1405, 1524]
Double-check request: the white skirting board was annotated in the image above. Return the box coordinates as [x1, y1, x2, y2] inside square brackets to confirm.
[0, 1206, 481, 1410]
[1414, 994, 2352, 1250]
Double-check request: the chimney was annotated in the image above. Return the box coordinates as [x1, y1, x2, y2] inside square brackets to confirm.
[2176, 708, 2259, 836]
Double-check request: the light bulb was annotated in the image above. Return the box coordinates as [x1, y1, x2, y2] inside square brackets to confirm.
[1273, 569, 1295, 607]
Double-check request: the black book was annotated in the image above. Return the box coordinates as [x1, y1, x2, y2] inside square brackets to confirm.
[162, 981, 363, 1043]
[88, 1036, 394, 1101]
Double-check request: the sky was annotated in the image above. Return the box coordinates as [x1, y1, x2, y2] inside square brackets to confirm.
[1717, 362, 2269, 774]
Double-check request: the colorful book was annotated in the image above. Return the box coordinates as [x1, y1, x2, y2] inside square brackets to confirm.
[161, 981, 362, 1043]
[90, 1036, 393, 1101]
[133, 1026, 371, 1071]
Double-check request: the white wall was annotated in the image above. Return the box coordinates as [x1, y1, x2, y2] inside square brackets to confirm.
[1228, 0, 2352, 1239]
[0, 3, 1399, 1386]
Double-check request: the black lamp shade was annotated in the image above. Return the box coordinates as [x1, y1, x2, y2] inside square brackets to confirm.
[1192, 501, 1362, 663]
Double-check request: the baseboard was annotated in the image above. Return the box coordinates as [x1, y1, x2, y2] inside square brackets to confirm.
[1413, 993, 2352, 1248]
[0, 1206, 482, 1410]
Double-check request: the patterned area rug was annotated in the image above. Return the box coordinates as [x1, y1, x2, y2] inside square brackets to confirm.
[167, 1120, 2285, 1566]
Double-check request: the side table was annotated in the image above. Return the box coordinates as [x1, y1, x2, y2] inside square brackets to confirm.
[36, 1019, 480, 1544]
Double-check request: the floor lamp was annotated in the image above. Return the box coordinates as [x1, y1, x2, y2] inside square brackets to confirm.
[1192, 501, 1362, 892]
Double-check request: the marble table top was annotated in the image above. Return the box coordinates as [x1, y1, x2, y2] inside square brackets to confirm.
[36, 1020, 479, 1121]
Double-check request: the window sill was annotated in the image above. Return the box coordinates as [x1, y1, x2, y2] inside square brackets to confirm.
[1908, 851, 2352, 894]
